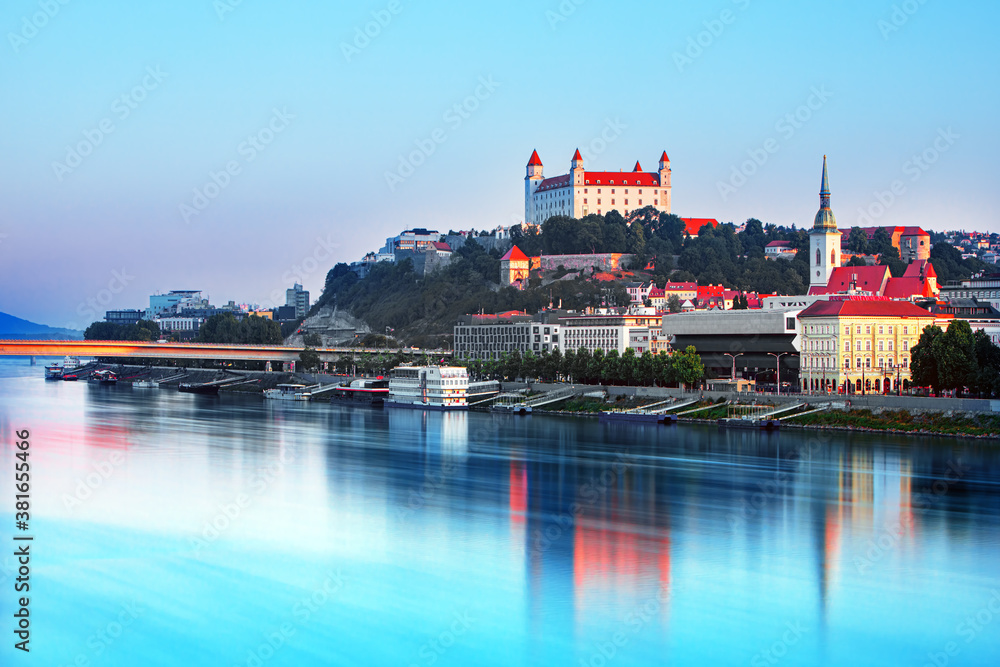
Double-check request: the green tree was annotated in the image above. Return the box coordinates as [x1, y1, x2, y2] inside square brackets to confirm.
[303, 332, 323, 347]
[847, 227, 870, 254]
[910, 325, 943, 392]
[621, 348, 638, 386]
[667, 294, 682, 313]
[298, 348, 321, 372]
[932, 320, 977, 394]
[671, 346, 705, 389]
[602, 350, 621, 385]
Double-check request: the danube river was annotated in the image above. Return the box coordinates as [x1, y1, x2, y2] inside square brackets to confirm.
[1, 360, 999, 666]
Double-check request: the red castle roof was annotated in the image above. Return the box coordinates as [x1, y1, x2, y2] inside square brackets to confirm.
[633, 161, 643, 172]
[501, 245, 529, 262]
[572, 148, 583, 161]
[527, 150, 542, 166]
[660, 151, 669, 163]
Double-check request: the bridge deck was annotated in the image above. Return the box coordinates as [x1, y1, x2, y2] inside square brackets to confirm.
[0, 340, 451, 363]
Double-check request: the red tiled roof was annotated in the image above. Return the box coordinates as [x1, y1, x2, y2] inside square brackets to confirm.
[799, 298, 935, 319]
[583, 171, 661, 186]
[681, 218, 719, 236]
[500, 245, 528, 262]
[903, 259, 936, 279]
[633, 161, 643, 172]
[572, 148, 583, 161]
[660, 151, 669, 163]
[766, 240, 792, 247]
[535, 174, 572, 191]
[431, 241, 452, 252]
[808, 266, 891, 296]
[663, 282, 697, 291]
[883, 277, 932, 299]
[527, 150, 542, 166]
[697, 285, 725, 298]
[900, 226, 929, 236]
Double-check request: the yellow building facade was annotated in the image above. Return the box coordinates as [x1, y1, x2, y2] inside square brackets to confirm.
[798, 298, 940, 394]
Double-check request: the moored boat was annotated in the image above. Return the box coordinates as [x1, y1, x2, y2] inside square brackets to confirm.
[263, 383, 313, 401]
[387, 365, 470, 410]
[45, 363, 64, 380]
[331, 378, 389, 406]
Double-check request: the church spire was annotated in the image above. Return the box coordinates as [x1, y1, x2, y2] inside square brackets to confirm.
[813, 155, 837, 231]
[819, 155, 831, 209]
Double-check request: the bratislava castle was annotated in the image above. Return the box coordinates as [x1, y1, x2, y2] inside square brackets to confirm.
[524, 149, 672, 225]
[809, 155, 842, 291]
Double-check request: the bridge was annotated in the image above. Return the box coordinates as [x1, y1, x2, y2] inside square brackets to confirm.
[0, 340, 452, 363]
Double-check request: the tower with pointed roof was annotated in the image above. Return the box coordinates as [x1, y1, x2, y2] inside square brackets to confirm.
[523, 148, 672, 225]
[658, 151, 672, 212]
[525, 150, 544, 226]
[808, 156, 842, 292]
[500, 245, 531, 289]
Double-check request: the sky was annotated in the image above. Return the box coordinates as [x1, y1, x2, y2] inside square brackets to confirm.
[1, 0, 997, 328]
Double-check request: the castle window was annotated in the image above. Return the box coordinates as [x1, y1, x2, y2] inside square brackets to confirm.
[611, 199, 615, 205]
[611, 189, 615, 194]
[816, 249, 821, 266]
[584, 199, 588, 204]
[625, 200, 629, 205]
[639, 200, 643, 205]
[598, 199, 601, 204]
[625, 189, 629, 194]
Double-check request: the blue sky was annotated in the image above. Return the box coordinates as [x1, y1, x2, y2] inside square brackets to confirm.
[1, 0, 997, 327]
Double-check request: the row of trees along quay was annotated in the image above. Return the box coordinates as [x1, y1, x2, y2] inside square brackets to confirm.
[462, 346, 706, 388]
[911, 320, 1000, 397]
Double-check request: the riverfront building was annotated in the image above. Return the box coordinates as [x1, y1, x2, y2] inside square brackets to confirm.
[797, 297, 939, 393]
[525, 149, 672, 224]
[662, 308, 802, 386]
[453, 311, 563, 360]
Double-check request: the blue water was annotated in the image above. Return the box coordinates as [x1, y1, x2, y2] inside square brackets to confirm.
[1, 358, 999, 666]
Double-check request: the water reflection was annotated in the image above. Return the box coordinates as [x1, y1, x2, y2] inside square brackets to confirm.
[1, 364, 999, 666]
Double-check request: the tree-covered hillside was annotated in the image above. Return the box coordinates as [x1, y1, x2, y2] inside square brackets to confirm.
[315, 207, 980, 344]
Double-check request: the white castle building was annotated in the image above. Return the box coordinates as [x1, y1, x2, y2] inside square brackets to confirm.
[524, 149, 672, 225]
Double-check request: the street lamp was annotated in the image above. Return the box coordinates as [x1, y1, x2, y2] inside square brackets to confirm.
[767, 352, 788, 396]
[723, 352, 743, 383]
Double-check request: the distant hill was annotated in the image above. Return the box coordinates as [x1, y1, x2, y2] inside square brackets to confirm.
[0, 312, 83, 340]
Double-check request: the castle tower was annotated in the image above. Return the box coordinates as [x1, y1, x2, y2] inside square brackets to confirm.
[571, 148, 584, 185]
[658, 151, 672, 213]
[525, 150, 544, 225]
[809, 156, 841, 291]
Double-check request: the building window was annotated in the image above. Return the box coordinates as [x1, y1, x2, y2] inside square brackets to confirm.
[903, 326, 909, 335]
[888, 341, 894, 351]
[878, 341, 884, 351]
[857, 326, 862, 334]
[903, 341, 909, 351]
[856, 357, 862, 368]
[879, 326, 884, 334]
[845, 341, 850, 352]
[888, 325, 893, 334]
[865, 326, 871, 334]
[611, 189, 616, 194]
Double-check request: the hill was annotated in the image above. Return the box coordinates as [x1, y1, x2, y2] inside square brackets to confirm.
[314, 208, 981, 345]
[0, 312, 83, 340]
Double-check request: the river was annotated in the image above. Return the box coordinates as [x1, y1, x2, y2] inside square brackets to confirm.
[0, 359, 998, 666]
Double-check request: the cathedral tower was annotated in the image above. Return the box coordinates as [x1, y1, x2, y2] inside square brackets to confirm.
[809, 156, 841, 290]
